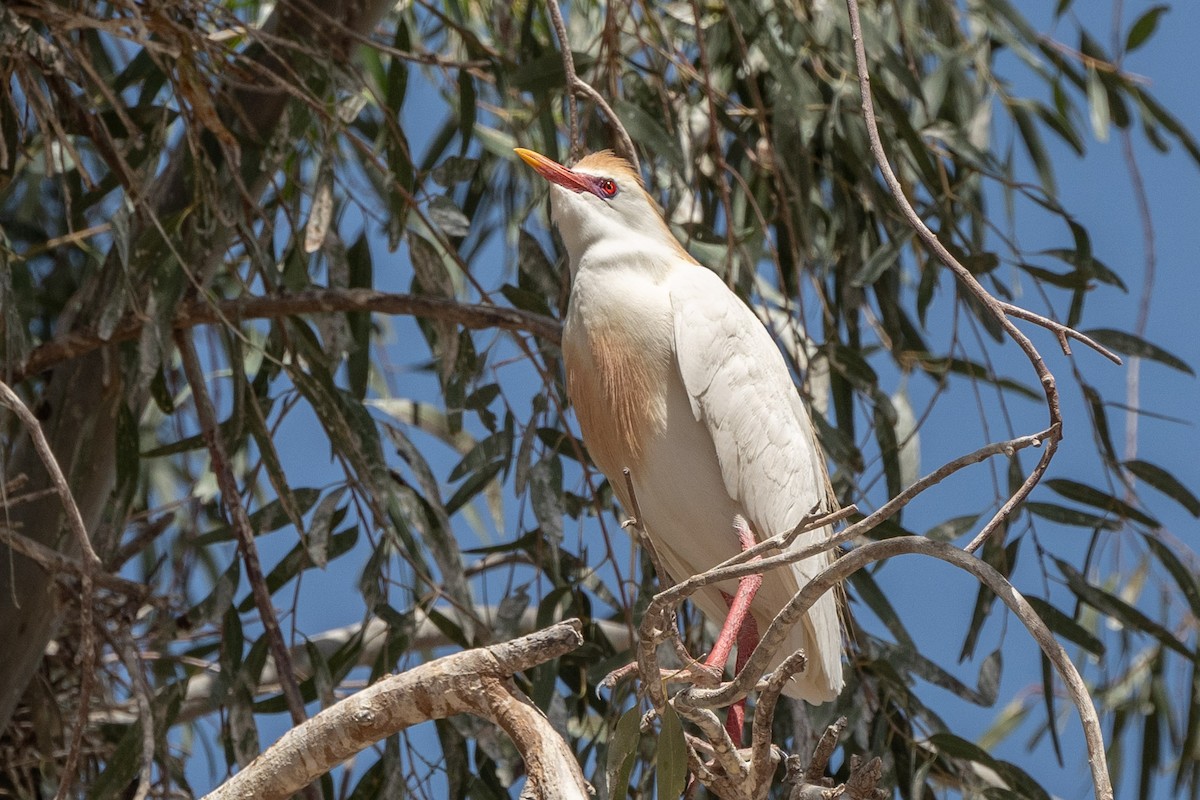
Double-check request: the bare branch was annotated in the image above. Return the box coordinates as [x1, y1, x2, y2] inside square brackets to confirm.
[997, 302, 1121, 365]
[543, 0, 580, 160]
[0, 525, 148, 598]
[839, 0, 1119, 551]
[15, 289, 562, 384]
[686, 537, 1114, 800]
[648, 429, 1052, 647]
[201, 620, 589, 800]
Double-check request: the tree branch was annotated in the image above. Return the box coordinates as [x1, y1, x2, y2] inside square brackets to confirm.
[683, 536, 1114, 800]
[14, 289, 563, 384]
[201, 620, 589, 800]
[543, 0, 638, 169]
[175, 333, 310, 735]
[97, 608, 633, 725]
[840, 0, 1119, 555]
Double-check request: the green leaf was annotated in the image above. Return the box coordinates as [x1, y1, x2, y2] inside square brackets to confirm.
[456, 69, 476, 154]
[1126, 5, 1168, 52]
[925, 514, 979, 543]
[88, 719, 144, 800]
[1024, 596, 1105, 656]
[346, 232, 373, 400]
[428, 195, 471, 238]
[658, 704, 687, 800]
[195, 489, 323, 545]
[1011, 101, 1056, 195]
[1044, 478, 1161, 528]
[445, 459, 504, 516]
[385, 20, 410, 112]
[1125, 459, 1200, 516]
[607, 706, 641, 798]
[850, 570, 916, 650]
[1081, 383, 1119, 467]
[448, 429, 512, 482]
[1025, 500, 1121, 531]
[307, 487, 349, 568]
[431, 155, 479, 187]
[1056, 558, 1192, 657]
[529, 455, 564, 543]
[1143, 533, 1200, 622]
[874, 638, 995, 706]
[237, 527, 358, 613]
[1040, 653, 1065, 767]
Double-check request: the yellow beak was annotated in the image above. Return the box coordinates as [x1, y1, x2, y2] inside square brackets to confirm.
[514, 148, 593, 194]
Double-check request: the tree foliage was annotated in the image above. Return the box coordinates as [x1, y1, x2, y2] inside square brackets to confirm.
[1, 0, 1197, 797]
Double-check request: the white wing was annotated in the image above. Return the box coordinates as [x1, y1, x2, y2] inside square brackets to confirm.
[668, 264, 844, 702]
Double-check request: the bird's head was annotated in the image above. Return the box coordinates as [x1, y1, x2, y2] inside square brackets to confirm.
[515, 147, 690, 272]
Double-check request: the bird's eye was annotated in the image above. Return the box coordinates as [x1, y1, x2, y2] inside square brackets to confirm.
[597, 178, 619, 198]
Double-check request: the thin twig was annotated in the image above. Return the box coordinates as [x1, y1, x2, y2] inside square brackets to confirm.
[646, 429, 1052, 713]
[175, 332, 310, 731]
[0, 380, 101, 800]
[114, 627, 155, 800]
[543, 0, 580, 160]
[543, 0, 638, 169]
[0, 525, 148, 597]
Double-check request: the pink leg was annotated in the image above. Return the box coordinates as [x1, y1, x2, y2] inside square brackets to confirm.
[724, 605, 760, 744]
[701, 517, 762, 745]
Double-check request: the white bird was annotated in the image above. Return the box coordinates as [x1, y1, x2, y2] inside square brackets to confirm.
[516, 147, 844, 705]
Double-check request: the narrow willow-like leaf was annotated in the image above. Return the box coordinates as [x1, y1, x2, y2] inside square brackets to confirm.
[1024, 595, 1105, 656]
[657, 704, 687, 800]
[607, 706, 641, 799]
[1126, 459, 1200, 517]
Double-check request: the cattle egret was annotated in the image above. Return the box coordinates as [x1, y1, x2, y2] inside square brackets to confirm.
[516, 147, 844, 709]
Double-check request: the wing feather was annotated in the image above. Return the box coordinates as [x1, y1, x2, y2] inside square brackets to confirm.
[668, 265, 844, 701]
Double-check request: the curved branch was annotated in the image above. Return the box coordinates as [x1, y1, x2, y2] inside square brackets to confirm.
[683, 537, 1114, 800]
[202, 620, 589, 800]
[14, 289, 563, 383]
[646, 430, 1053, 644]
[840, 0, 1121, 552]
